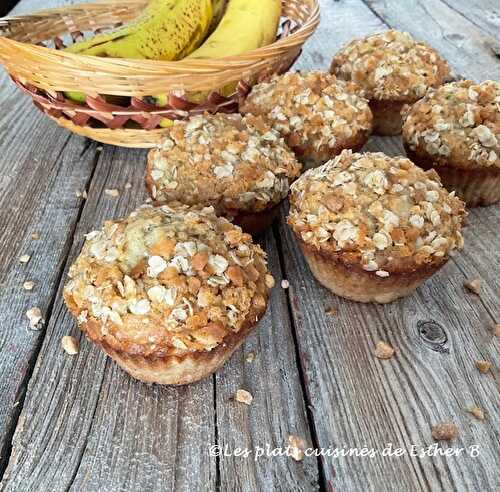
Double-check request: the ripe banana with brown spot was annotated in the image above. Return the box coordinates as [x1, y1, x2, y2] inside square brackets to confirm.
[154, 0, 281, 123]
[65, 0, 214, 104]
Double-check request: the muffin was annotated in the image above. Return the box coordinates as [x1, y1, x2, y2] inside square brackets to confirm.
[288, 150, 465, 303]
[330, 30, 450, 136]
[402, 80, 500, 206]
[63, 204, 273, 385]
[146, 113, 301, 235]
[240, 71, 373, 169]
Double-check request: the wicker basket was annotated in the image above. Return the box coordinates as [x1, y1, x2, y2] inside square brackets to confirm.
[0, 0, 319, 148]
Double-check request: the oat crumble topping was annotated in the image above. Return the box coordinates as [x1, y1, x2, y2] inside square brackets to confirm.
[64, 204, 270, 355]
[147, 113, 301, 214]
[403, 80, 500, 168]
[331, 30, 450, 102]
[240, 71, 372, 163]
[288, 151, 465, 274]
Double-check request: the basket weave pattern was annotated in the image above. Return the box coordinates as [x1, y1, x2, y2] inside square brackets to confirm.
[0, 0, 319, 147]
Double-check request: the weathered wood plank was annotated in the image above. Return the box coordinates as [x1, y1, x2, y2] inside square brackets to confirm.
[1, 1, 315, 490]
[279, 0, 500, 490]
[215, 231, 319, 491]
[2, 148, 316, 490]
[0, 146, 219, 492]
[0, 0, 99, 472]
[363, 0, 500, 81]
[438, 0, 500, 41]
[277, 190, 500, 490]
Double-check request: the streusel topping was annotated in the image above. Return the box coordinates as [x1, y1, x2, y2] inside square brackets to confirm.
[402, 80, 500, 168]
[64, 205, 270, 355]
[288, 151, 465, 275]
[330, 30, 450, 102]
[147, 113, 301, 212]
[240, 71, 372, 156]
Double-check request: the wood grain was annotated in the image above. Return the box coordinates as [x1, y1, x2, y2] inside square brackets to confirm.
[439, 0, 500, 40]
[280, 1, 499, 490]
[0, 146, 219, 492]
[0, 0, 499, 490]
[0, 0, 99, 472]
[214, 232, 319, 491]
[363, 0, 500, 81]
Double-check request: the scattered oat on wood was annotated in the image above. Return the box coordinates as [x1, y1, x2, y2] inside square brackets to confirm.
[23, 281, 35, 291]
[76, 190, 87, 199]
[245, 352, 255, 363]
[281, 279, 290, 289]
[468, 405, 486, 421]
[31, 232, 40, 240]
[288, 435, 306, 461]
[464, 277, 481, 295]
[61, 336, 79, 355]
[26, 307, 43, 329]
[325, 307, 338, 316]
[475, 360, 492, 374]
[374, 341, 395, 359]
[431, 421, 458, 441]
[235, 389, 253, 405]
[125, 182, 132, 189]
[104, 188, 120, 198]
[19, 254, 31, 264]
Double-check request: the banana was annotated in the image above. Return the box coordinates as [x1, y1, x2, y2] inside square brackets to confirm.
[64, 0, 213, 104]
[66, 0, 213, 60]
[208, 0, 229, 34]
[153, 0, 281, 110]
[188, 0, 281, 60]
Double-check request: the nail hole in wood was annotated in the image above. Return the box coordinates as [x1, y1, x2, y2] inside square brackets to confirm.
[417, 320, 449, 353]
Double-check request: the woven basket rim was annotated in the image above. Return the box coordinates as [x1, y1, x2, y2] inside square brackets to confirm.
[0, 0, 320, 74]
[0, 0, 320, 146]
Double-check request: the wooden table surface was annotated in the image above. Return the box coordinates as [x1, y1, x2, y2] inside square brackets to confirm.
[0, 1, 499, 491]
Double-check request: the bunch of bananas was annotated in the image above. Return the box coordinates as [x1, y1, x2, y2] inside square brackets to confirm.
[65, 0, 282, 113]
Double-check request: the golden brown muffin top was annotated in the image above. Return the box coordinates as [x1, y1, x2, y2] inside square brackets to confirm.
[240, 71, 372, 154]
[330, 30, 450, 102]
[64, 205, 272, 356]
[288, 151, 465, 276]
[147, 113, 301, 213]
[402, 80, 500, 169]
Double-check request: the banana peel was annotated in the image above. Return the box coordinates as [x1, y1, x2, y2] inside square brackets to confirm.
[153, 0, 281, 121]
[64, 0, 214, 105]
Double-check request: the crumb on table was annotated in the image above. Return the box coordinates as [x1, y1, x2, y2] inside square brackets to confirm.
[374, 341, 395, 359]
[431, 421, 458, 441]
[464, 278, 481, 295]
[475, 360, 492, 374]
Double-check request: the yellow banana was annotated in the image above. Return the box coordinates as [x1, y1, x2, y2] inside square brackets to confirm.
[208, 0, 229, 34]
[66, 0, 213, 60]
[65, 0, 213, 104]
[188, 0, 281, 60]
[154, 0, 281, 111]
